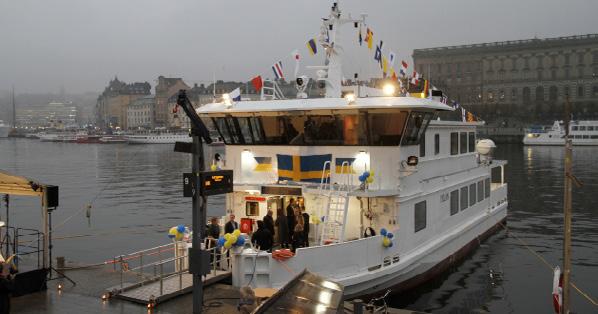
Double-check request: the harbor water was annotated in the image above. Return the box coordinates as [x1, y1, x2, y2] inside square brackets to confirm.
[0, 138, 596, 313]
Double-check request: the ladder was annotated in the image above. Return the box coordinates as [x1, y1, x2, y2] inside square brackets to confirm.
[320, 161, 352, 245]
[260, 79, 286, 100]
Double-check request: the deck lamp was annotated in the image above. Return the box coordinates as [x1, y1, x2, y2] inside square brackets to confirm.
[344, 93, 356, 103]
[222, 93, 233, 108]
[382, 83, 396, 96]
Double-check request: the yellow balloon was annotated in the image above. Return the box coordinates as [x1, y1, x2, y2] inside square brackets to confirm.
[233, 229, 241, 237]
[230, 235, 238, 244]
[224, 241, 232, 249]
[382, 237, 391, 247]
[224, 233, 231, 241]
[175, 232, 184, 241]
[367, 176, 374, 184]
[210, 163, 218, 171]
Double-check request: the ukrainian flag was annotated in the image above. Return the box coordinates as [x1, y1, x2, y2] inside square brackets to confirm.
[335, 157, 356, 174]
[277, 154, 331, 183]
[254, 157, 272, 172]
[307, 38, 317, 55]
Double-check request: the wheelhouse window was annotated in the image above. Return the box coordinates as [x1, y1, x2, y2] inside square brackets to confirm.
[450, 190, 459, 216]
[414, 201, 427, 232]
[401, 112, 433, 146]
[450, 132, 459, 155]
[434, 134, 440, 155]
[469, 183, 477, 206]
[484, 178, 491, 198]
[460, 186, 468, 210]
[477, 181, 484, 202]
[468, 132, 476, 152]
[419, 134, 426, 157]
[369, 111, 408, 146]
[460, 132, 468, 154]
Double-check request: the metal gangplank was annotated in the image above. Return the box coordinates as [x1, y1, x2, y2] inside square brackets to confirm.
[319, 161, 352, 245]
[107, 239, 230, 305]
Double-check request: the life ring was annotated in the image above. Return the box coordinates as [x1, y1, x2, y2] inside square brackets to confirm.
[364, 227, 376, 238]
[272, 249, 294, 261]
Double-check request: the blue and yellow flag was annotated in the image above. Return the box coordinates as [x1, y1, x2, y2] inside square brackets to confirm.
[335, 157, 356, 174]
[277, 154, 331, 183]
[307, 38, 317, 55]
[254, 157, 272, 172]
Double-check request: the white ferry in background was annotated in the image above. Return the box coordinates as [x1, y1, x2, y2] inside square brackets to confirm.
[126, 130, 191, 144]
[192, 2, 509, 299]
[0, 120, 10, 138]
[523, 120, 598, 145]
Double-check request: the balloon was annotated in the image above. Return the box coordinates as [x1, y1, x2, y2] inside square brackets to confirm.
[380, 228, 387, 236]
[224, 233, 231, 241]
[366, 176, 374, 184]
[177, 225, 186, 233]
[224, 241, 232, 249]
[363, 171, 370, 178]
[230, 235, 238, 244]
[175, 232, 184, 241]
[235, 236, 245, 246]
[217, 237, 226, 247]
[359, 175, 365, 182]
[386, 232, 394, 239]
[233, 229, 241, 237]
[382, 237, 391, 247]
[210, 163, 218, 171]
[168, 227, 178, 239]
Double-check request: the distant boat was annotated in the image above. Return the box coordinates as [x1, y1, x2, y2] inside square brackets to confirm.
[126, 132, 191, 144]
[523, 120, 598, 145]
[99, 135, 127, 144]
[0, 121, 9, 138]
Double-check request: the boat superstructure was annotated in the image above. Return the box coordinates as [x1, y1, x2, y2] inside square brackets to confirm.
[126, 130, 191, 144]
[193, 2, 508, 298]
[524, 120, 598, 145]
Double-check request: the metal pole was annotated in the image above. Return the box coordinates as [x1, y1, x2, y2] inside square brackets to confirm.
[562, 93, 572, 314]
[192, 134, 207, 313]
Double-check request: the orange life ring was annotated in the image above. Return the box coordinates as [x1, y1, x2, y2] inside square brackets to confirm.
[272, 249, 294, 261]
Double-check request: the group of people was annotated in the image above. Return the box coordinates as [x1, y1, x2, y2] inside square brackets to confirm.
[275, 198, 310, 252]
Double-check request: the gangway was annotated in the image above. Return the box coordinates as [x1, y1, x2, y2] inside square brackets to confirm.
[319, 161, 352, 245]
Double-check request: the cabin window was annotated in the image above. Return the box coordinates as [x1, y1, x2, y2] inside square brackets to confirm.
[401, 112, 433, 146]
[414, 201, 427, 232]
[477, 181, 484, 202]
[469, 183, 477, 206]
[450, 190, 459, 216]
[468, 132, 476, 152]
[249, 117, 265, 143]
[419, 134, 426, 157]
[579, 126, 586, 131]
[484, 178, 491, 198]
[246, 201, 260, 216]
[369, 112, 409, 146]
[304, 115, 343, 145]
[588, 126, 594, 131]
[572, 126, 578, 131]
[434, 134, 440, 155]
[460, 132, 468, 154]
[591, 135, 598, 139]
[237, 117, 254, 144]
[450, 132, 459, 155]
[460, 186, 468, 210]
[211, 117, 233, 143]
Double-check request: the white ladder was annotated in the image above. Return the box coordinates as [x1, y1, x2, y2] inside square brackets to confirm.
[260, 79, 286, 100]
[320, 161, 352, 245]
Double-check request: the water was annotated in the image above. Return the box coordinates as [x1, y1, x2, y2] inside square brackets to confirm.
[1, 139, 597, 313]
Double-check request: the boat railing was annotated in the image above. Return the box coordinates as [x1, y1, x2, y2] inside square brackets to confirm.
[0, 226, 44, 272]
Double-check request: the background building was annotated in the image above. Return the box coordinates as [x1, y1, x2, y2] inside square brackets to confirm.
[95, 77, 151, 129]
[16, 101, 80, 128]
[127, 95, 155, 129]
[413, 34, 598, 125]
[155, 76, 189, 127]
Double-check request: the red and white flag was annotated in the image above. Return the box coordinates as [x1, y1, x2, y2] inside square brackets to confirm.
[410, 71, 420, 85]
[272, 61, 284, 80]
[552, 266, 562, 314]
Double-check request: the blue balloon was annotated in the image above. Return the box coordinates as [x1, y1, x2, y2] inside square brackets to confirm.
[359, 175, 365, 182]
[380, 228, 387, 236]
[177, 225, 186, 233]
[235, 236, 245, 246]
[386, 232, 394, 239]
[363, 171, 370, 178]
[217, 237, 226, 247]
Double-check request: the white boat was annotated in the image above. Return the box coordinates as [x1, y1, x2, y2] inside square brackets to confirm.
[523, 120, 598, 145]
[193, 3, 509, 298]
[0, 121, 9, 138]
[126, 132, 191, 144]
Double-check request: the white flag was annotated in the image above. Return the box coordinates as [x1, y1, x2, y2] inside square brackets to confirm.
[291, 49, 301, 78]
[388, 51, 396, 67]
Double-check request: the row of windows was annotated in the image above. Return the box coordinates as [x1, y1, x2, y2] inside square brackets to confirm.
[413, 178, 491, 233]
[571, 125, 598, 131]
[572, 135, 598, 139]
[449, 132, 475, 156]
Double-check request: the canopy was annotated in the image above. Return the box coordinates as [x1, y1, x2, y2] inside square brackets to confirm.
[0, 170, 44, 197]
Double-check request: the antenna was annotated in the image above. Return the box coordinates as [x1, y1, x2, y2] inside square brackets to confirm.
[11, 85, 16, 128]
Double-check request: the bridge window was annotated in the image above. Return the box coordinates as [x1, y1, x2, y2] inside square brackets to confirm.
[450, 132, 459, 155]
[477, 181, 484, 202]
[419, 134, 426, 157]
[401, 112, 433, 146]
[450, 190, 459, 216]
[460, 186, 468, 211]
[414, 201, 427, 233]
[434, 134, 440, 155]
[460, 132, 467, 154]
[370, 111, 409, 146]
[485, 178, 491, 198]
[468, 132, 476, 152]
[469, 183, 477, 206]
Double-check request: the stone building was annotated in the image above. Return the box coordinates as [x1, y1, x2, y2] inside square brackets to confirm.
[127, 95, 155, 129]
[95, 77, 151, 129]
[155, 76, 190, 127]
[413, 34, 598, 124]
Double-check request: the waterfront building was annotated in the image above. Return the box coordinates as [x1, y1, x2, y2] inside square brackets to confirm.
[126, 95, 155, 129]
[155, 76, 190, 127]
[95, 77, 151, 129]
[16, 101, 80, 128]
[413, 34, 598, 124]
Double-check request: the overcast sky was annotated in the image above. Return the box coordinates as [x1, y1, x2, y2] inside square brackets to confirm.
[1, 0, 598, 94]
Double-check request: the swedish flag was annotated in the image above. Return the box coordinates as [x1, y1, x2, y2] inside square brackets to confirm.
[335, 157, 356, 174]
[277, 154, 331, 183]
[254, 157, 272, 172]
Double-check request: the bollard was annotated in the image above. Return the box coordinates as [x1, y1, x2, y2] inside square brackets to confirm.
[353, 299, 364, 314]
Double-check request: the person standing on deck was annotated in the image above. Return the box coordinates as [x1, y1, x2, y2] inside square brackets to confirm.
[263, 210, 275, 239]
[276, 208, 289, 248]
[205, 217, 221, 268]
[251, 221, 273, 252]
[291, 207, 305, 253]
[286, 199, 296, 243]
[301, 207, 310, 247]
[224, 214, 239, 234]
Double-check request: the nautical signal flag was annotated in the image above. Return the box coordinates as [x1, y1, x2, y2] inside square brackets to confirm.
[335, 157, 355, 174]
[230, 87, 241, 101]
[388, 51, 396, 67]
[251, 75, 263, 92]
[272, 61, 284, 80]
[382, 56, 389, 78]
[400, 60, 408, 77]
[277, 154, 331, 183]
[307, 38, 318, 55]
[366, 28, 373, 49]
[374, 41, 383, 66]
[254, 157, 273, 172]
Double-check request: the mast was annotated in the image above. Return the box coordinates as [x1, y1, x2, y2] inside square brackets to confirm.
[562, 93, 572, 314]
[11, 86, 16, 128]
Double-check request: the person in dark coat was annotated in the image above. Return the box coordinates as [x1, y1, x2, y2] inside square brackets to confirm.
[263, 210, 275, 238]
[224, 214, 239, 234]
[276, 209, 290, 248]
[205, 217, 221, 268]
[251, 221, 273, 252]
[286, 199, 296, 242]
[291, 221, 304, 253]
[301, 209, 310, 247]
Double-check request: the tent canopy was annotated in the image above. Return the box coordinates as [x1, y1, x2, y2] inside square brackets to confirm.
[0, 170, 45, 197]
